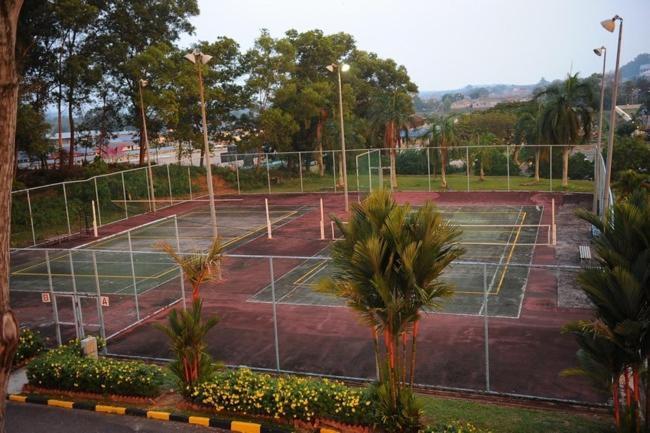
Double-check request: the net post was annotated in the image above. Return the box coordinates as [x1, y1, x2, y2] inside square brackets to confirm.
[268, 257, 281, 372]
[45, 250, 62, 346]
[426, 147, 431, 192]
[173, 215, 187, 311]
[265, 198, 272, 240]
[551, 198, 556, 245]
[466, 146, 470, 192]
[549, 146, 553, 192]
[94, 177, 102, 226]
[266, 154, 271, 194]
[331, 220, 336, 240]
[91, 200, 98, 237]
[127, 231, 141, 321]
[483, 263, 490, 392]
[506, 145, 510, 192]
[188, 166, 193, 200]
[91, 250, 107, 347]
[26, 189, 36, 246]
[62, 183, 72, 236]
[298, 152, 304, 193]
[167, 164, 173, 205]
[320, 197, 325, 240]
[121, 172, 129, 218]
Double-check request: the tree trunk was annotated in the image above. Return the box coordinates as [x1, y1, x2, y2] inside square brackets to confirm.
[67, 98, 75, 168]
[479, 160, 485, 181]
[561, 147, 569, 187]
[534, 149, 540, 182]
[316, 114, 325, 176]
[386, 121, 397, 190]
[57, 89, 63, 169]
[512, 145, 521, 166]
[138, 124, 146, 165]
[0, 3, 25, 432]
[199, 146, 204, 168]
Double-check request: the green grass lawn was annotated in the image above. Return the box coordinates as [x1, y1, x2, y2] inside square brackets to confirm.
[237, 172, 594, 194]
[418, 394, 612, 433]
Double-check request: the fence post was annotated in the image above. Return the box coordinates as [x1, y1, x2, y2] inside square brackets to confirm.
[483, 263, 491, 392]
[62, 183, 72, 236]
[187, 166, 193, 200]
[121, 172, 128, 218]
[506, 145, 510, 192]
[167, 164, 173, 205]
[298, 152, 304, 193]
[173, 215, 187, 311]
[67, 250, 83, 339]
[355, 153, 360, 193]
[45, 250, 62, 346]
[127, 232, 141, 321]
[466, 146, 470, 192]
[378, 150, 383, 187]
[426, 147, 431, 192]
[145, 167, 152, 212]
[332, 151, 337, 192]
[26, 190, 36, 246]
[368, 151, 372, 192]
[266, 154, 271, 194]
[269, 257, 281, 372]
[549, 146, 553, 192]
[235, 159, 241, 195]
[94, 177, 102, 226]
[91, 251, 107, 347]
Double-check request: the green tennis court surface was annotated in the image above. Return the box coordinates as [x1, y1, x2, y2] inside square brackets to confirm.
[10, 205, 307, 296]
[250, 204, 545, 318]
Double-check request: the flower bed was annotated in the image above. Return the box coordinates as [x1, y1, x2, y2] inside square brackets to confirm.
[423, 421, 492, 433]
[26, 342, 165, 398]
[15, 328, 46, 365]
[191, 368, 375, 426]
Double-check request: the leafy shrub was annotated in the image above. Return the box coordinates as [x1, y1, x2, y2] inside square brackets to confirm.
[471, 148, 520, 177]
[421, 420, 492, 433]
[15, 328, 45, 364]
[368, 381, 422, 433]
[192, 368, 375, 425]
[538, 150, 594, 180]
[26, 341, 165, 397]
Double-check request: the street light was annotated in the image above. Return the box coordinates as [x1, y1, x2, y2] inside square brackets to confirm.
[138, 78, 156, 212]
[185, 49, 218, 238]
[601, 15, 623, 215]
[326, 62, 350, 212]
[592, 46, 606, 213]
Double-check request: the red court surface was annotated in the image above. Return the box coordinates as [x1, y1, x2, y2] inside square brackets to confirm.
[11, 191, 604, 404]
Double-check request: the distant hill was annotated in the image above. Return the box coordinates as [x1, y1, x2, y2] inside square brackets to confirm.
[419, 81, 546, 101]
[620, 53, 650, 80]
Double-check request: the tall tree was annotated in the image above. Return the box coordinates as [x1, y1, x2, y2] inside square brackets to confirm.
[428, 115, 457, 189]
[93, 0, 199, 165]
[0, 2, 24, 432]
[535, 73, 594, 187]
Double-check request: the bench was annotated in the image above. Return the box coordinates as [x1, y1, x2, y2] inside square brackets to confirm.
[579, 245, 592, 261]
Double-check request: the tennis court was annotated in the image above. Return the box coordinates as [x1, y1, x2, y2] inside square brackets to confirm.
[250, 204, 547, 317]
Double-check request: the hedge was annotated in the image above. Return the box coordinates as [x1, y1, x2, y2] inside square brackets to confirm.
[191, 368, 375, 425]
[26, 341, 165, 397]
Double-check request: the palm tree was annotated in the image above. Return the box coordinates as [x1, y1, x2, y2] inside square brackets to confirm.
[369, 91, 414, 190]
[155, 299, 219, 391]
[474, 132, 498, 182]
[157, 238, 223, 301]
[565, 193, 650, 431]
[514, 107, 544, 182]
[535, 73, 594, 187]
[320, 190, 464, 431]
[428, 115, 457, 189]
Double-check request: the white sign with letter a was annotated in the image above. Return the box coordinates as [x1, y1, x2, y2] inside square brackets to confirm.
[100, 296, 110, 307]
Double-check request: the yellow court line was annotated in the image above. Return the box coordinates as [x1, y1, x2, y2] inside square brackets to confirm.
[293, 261, 328, 286]
[220, 210, 298, 249]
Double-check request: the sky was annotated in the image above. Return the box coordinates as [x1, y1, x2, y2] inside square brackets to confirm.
[180, 0, 650, 92]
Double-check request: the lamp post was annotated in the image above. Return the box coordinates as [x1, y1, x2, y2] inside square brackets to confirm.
[138, 78, 156, 212]
[592, 46, 606, 214]
[326, 62, 350, 212]
[185, 49, 218, 238]
[601, 15, 623, 215]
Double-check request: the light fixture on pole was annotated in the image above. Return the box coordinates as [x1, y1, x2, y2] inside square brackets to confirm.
[592, 46, 606, 213]
[326, 62, 350, 212]
[185, 49, 218, 238]
[138, 78, 156, 212]
[601, 15, 623, 215]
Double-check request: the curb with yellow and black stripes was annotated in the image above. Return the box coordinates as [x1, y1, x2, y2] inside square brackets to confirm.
[8, 393, 320, 433]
